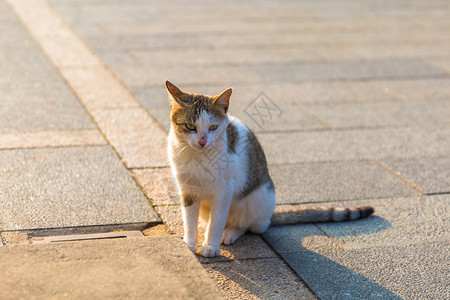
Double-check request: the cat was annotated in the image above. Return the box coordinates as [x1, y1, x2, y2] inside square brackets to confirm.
[165, 80, 374, 258]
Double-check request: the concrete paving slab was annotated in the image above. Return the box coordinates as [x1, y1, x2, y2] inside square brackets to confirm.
[0, 47, 61, 83]
[85, 34, 210, 51]
[204, 258, 317, 300]
[155, 205, 184, 235]
[131, 168, 179, 206]
[263, 224, 333, 255]
[265, 195, 448, 253]
[374, 78, 450, 102]
[316, 195, 449, 249]
[0, 130, 106, 150]
[0, 96, 97, 133]
[61, 67, 142, 111]
[424, 58, 450, 74]
[0, 21, 31, 47]
[93, 108, 168, 168]
[264, 195, 449, 299]
[130, 47, 319, 67]
[270, 160, 418, 204]
[0, 236, 223, 299]
[380, 156, 450, 195]
[8, 0, 169, 172]
[113, 64, 262, 88]
[259, 127, 450, 164]
[0, 146, 159, 231]
[246, 59, 446, 83]
[0, 39, 96, 133]
[282, 241, 449, 300]
[303, 100, 450, 129]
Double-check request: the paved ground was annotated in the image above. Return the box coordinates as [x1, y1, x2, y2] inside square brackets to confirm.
[1, 0, 449, 299]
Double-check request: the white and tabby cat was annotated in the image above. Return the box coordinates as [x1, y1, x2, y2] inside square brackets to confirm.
[166, 81, 374, 258]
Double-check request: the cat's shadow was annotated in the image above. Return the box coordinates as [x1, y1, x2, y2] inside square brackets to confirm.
[199, 216, 402, 299]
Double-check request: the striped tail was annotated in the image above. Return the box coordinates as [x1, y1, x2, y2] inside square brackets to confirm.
[270, 205, 374, 226]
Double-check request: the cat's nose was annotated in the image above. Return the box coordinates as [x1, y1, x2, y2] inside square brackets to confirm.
[198, 139, 207, 147]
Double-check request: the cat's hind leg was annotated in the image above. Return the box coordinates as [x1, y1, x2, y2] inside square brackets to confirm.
[221, 226, 246, 245]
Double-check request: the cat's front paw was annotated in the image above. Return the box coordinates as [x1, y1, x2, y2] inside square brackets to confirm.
[200, 245, 220, 257]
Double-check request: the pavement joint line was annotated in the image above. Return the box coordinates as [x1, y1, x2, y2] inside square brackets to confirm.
[6, 0, 168, 170]
[372, 158, 427, 196]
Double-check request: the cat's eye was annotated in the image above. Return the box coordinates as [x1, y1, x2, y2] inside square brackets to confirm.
[209, 125, 218, 131]
[185, 123, 196, 131]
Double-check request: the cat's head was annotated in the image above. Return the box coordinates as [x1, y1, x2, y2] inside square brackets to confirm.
[165, 80, 232, 151]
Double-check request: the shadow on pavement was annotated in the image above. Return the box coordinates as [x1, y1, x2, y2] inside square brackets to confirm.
[261, 215, 403, 299]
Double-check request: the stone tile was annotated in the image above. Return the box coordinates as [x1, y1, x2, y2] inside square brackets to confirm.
[61, 67, 142, 111]
[0, 146, 160, 231]
[204, 258, 316, 300]
[0, 130, 106, 150]
[87, 34, 210, 51]
[316, 195, 449, 248]
[131, 168, 179, 206]
[93, 108, 168, 168]
[259, 127, 450, 164]
[423, 58, 450, 74]
[97, 19, 268, 36]
[264, 195, 449, 299]
[0, 236, 223, 299]
[130, 47, 318, 67]
[270, 160, 417, 205]
[262, 224, 326, 254]
[234, 103, 325, 133]
[264, 81, 400, 104]
[374, 78, 450, 102]
[154, 205, 183, 235]
[0, 48, 95, 133]
[95, 50, 140, 69]
[0, 21, 32, 48]
[0, 46, 60, 83]
[115, 64, 262, 88]
[264, 195, 449, 254]
[380, 156, 450, 194]
[49, 3, 163, 24]
[353, 44, 450, 60]
[246, 59, 446, 82]
[305, 43, 450, 61]
[303, 100, 450, 129]
[0, 99, 96, 133]
[142, 107, 172, 132]
[37, 35, 103, 68]
[282, 242, 449, 300]
[301, 44, 364, 61]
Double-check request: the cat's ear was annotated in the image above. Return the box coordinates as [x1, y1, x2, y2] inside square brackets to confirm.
[165, 80, 186, 107]
[214, 88, 232, 113]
